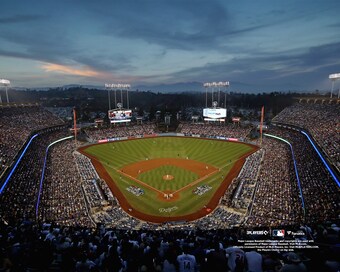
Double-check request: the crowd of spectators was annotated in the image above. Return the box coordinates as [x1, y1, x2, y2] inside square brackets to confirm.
[82, 180, 105, 209]
[74, 152, 144, 229]
[230, 150, 264, 211]
[246, 136, 303, 227]
[0, 104, 64, 177]
[179, 123, 251, 140]
[0, 218, 338, 271]
[74, 152, 113, 211]
[84, 122, 252, 143]
[1, 104, 339, 270]
[38, 140, 93, 227]
[1, 105, 337, 231]
[269, 127, 340, 224]
[75, 152, 115, 205]
[194, 207, 245, 229]
[74, 152, 100, 181]
[3, 116, 336, 232]
[273, 103, 340, 171]
[0, 119, 261, 231]
[0, 128, 68, 223]
[84, 124, 156, 142]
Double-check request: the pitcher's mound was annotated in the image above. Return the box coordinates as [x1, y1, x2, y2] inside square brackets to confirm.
[163, 174, 174, 181]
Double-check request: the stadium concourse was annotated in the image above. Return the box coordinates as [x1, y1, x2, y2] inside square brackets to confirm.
[0, 103, 339, 271]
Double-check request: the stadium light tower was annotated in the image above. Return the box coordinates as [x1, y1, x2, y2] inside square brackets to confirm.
[0, 79, 11, 103]
[105, 83, 131, 110]
[329, 73, 340, 99]
[203, 81, 229, 107]
[203, 82, 210, 108]
[104, 83, 111, 110]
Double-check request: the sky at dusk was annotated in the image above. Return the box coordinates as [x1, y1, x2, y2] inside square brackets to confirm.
[0, 0, 340, 92]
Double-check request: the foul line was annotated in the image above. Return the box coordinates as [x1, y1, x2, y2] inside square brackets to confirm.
[87, 151, 253, 198]
[116, 169, 164, 195]
[172, 169, 220, 195]
[172, 151, 252, 195]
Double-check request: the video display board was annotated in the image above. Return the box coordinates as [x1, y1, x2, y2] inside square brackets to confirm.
[203, 108, 227, 119]
[108, 109, 132, 123]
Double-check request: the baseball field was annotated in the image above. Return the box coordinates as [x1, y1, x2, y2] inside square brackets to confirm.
[79, 136, 257, 223]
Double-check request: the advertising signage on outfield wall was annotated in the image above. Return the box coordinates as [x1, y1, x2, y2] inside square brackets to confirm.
[203, 108, 227, 119]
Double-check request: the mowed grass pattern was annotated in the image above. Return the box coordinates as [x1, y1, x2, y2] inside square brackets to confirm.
[82, 137, 254, 217]
[138, 165, 199, 191]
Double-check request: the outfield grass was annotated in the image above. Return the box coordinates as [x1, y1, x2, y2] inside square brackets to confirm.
[82, 136, 254, 218]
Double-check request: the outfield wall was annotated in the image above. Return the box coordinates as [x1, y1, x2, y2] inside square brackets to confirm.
[95, 133, 249, 145]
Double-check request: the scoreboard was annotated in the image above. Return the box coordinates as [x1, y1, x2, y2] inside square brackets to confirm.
[203, 108, 227, 120]
[108, 109, 132, 123]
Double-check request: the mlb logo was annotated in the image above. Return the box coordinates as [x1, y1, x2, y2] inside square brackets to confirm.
[272, 229, 285, 237]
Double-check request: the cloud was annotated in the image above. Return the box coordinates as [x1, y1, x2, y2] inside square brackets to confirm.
[0, 0, 339, 90]
[40, 62, 161, 85]
[164, 41, 340, 90]
[299, 42, 340, 67]
[73, 55, 137, 73]
[42, 63, 99, 77]
[99, 0, 232, 51]
[0, 14, 44, 24]
[0, 28, 78, 65]
[0, 49, 34, 61]
[98, 0, 326, 52]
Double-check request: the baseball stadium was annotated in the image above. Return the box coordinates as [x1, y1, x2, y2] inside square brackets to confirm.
[0, 87, 339, 271]
[2, 0, 340, 269]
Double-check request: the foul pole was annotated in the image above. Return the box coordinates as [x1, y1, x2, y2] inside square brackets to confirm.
[260, 106, 264, 146]
[73, 107, 77, 146]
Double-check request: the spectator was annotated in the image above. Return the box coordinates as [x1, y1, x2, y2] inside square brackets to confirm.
[177, 245, 197, 272]
[245, 250, 263, 272]
[225, 244, 245, 272]
[205, 241, 228, 272]
[280, 252, 307, 272]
